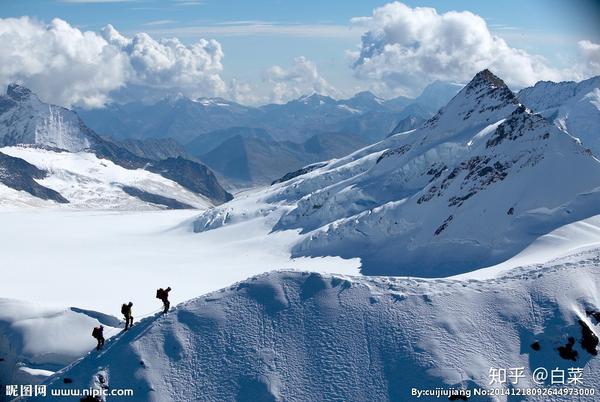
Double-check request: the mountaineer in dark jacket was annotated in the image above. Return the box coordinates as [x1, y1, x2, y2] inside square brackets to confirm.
[156, 287, 172, 314]
[121, 302, 133, 330]
[92, 325, 104, 350]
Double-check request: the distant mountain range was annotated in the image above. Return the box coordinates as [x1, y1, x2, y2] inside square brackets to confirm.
[76, 85, 460, 143]
[75, 83, 463, 186]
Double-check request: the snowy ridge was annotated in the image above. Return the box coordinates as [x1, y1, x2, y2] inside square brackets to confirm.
[30, 251, 600, 402]
[517, 76, 600, 156]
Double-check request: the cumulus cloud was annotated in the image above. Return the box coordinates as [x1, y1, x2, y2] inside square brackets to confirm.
[102, 24, 226, 98]
[0, 17, 129, 107]
[577, 40, 600, 76]
[263, 56, 338, 103]
[226, 78, 267, 106]
[0, 17, 226, 108]
[348, 2, 595, 96]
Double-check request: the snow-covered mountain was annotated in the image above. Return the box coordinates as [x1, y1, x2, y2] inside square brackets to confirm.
[518, 76, 600, 155]
[0, 150, 68, 205]
[31, 250, 600, 401]
[199, 131, 367, 187]
[193, 70, 600, 277]
[0, 84, 92, 152]
[0, 85, 232, 208]
[279, 71, 600, 276]
[4, 71, 600, 402]
[414, 80, 465, 110]
[76, 85, 454, 145]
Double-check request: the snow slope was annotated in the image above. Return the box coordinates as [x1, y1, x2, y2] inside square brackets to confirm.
[290, 104, 600, 276]
[518, 76, 600, 156]
[29, 250, 600, 402]
[0, 208, 359, 316]
[0, 299, 119, 393]
[456, 214, 600, 280]
[0, 182, 57, 208]
[0, 146, 212, 210]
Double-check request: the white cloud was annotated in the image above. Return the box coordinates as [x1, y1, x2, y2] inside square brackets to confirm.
[577, 40, 600, 77]
[101, 24, 226, 97]
[0, 17, 226, 108]
[227, 78, 266, 106]
[349, 2, 579, 96]
[263, 56, 338, 103]
[143, 20, 177, 27]
[0, 17, 129, 108]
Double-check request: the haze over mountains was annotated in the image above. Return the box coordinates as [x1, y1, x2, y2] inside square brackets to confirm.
[75, 82, 462, 187]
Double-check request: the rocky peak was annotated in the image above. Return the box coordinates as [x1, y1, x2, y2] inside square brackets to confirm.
[460, 69, 516, 103]
[469, 69, 507, 89]
[424, 70, 518, 130]
[6, 84, 34, 102]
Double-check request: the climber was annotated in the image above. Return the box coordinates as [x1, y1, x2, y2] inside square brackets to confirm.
[92, 325, 105, 350]
[121, 302, 134, 330]
[156, 287, 172, 314]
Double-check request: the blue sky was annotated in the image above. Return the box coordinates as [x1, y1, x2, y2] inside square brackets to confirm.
[0, 0, 599, 105]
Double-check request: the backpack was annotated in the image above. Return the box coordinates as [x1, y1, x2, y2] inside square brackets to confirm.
[156, 288, 164, 299]
[121, 304, 128, 315]
[92, 327, 101, 339]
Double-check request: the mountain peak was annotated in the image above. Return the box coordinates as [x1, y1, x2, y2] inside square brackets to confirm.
[295, 93, 336, 105]
[467, 69, 508, 91]
[423, 70, 518, 131]
[351, 91, 377, 100]
[6, 83, 34, 101]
